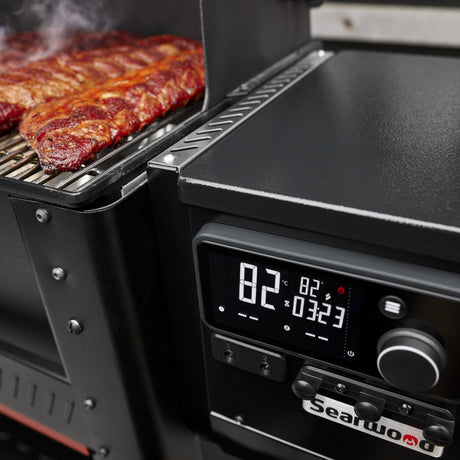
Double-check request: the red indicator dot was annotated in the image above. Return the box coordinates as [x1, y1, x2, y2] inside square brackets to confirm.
[337, 286, 346, 294]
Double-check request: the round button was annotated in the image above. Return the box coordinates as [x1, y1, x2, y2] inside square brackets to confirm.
[379, 296, 407, 319]
[292, 369, 322, 401]
[354, 400, 383, 422]
[292, 379, 318, 400]
[424, 423, 453, 447]
[377, 328, 447, 392]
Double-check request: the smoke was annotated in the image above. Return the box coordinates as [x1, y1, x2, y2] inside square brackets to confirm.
[0, 17, 13, 53]
[0, 0, 125, 60]
[17, 0, 115, 32]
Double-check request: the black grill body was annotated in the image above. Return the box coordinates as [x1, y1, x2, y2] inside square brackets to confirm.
[148, 45, 460, 460]
[0, 0, 312, 458]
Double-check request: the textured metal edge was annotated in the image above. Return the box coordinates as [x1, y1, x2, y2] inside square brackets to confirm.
[210, 411, 334, 460]
[149, 50, 334, 172]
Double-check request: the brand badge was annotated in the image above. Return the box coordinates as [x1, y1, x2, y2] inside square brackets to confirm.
[303, 395, 444, 457]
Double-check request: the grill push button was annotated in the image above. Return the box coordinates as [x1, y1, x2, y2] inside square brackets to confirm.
[424, 414, 455, 447]
[354, 392, 385, 422]
[292, 368, 323, 400]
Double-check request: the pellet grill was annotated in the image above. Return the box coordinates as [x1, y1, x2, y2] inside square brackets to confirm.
[0, 0, 315, 459]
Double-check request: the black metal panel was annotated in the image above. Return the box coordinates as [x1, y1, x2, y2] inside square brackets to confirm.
[146, 166, 211, 460]
[0, 414, 88, 460]
[203, 327, 460, 460]
[11, 185, 166, 460]
[200, 0, 311, 109]
[0, 191, 61, 371]
[179, 50, 460, 263]
[0, 353, 89, 449]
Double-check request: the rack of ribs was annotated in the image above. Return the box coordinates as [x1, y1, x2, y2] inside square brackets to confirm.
[0, 35, 201, 133]
[20, 48, 205, 173]
[0, 30, 143, 73]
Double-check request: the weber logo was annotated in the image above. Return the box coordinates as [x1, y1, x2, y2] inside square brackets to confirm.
[303, 395, 444, 458]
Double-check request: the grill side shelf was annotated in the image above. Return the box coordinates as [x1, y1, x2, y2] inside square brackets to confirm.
[149, 50, 333, 173]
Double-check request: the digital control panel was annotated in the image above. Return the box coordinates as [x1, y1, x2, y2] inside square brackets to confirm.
[194, 224, 460, 399]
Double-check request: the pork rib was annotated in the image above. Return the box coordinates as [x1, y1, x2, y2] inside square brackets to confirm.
[20, 48, 205, 173]
[0, 35, 200, 133]
[0, 30, 143, 73]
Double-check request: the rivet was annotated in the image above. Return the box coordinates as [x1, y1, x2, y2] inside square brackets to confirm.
[98, 446, 110, 457]
[52, 267, 66, 281]
[164, 153, 176, 164]
[67, 319, 83, 335]
[83, 398, 96, 410]
[35, 208, 50, 223]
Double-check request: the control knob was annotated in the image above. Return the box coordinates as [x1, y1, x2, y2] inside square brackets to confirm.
[377, 328, 447, 393]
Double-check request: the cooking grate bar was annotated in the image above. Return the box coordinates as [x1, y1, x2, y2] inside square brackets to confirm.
[0, 152, 36, 175]
[29, 171, 59, 185]
[9, 163, 42, 181]
[0, 133, 23, 150]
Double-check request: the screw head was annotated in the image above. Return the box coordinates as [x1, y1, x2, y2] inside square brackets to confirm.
[67, 319, 83, 335]
[399, 403, 413, 415]
[83, 398, 96, 411]
[35, 208, 50, 223]
[335, 383, 348, 394]
[98, 446, 109, 457]
[52, 267, 66, 281]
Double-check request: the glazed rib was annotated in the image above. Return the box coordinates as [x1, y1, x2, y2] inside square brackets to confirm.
[0, 30, 143, 73]
[0, 35, 200, 133]
[20, 48, 205, 173]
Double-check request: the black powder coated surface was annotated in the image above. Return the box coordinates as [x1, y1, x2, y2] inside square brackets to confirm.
[180, 50, 460, 260]
[201, 0, 311, 109]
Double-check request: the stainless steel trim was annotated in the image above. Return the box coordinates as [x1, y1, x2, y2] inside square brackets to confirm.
[210, 411, 334, 460]
[149, 50, 334, 173]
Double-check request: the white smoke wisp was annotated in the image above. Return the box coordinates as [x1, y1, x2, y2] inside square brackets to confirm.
[0, 25, 12, 52]
[13, 0, 120, 62]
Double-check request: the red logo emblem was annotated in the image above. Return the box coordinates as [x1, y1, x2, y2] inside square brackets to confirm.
[403, 435, 418, 447]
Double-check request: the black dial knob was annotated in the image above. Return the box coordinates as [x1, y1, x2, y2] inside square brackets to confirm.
[377, 328, 447, 393]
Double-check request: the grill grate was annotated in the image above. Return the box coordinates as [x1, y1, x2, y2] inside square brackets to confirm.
[0, 110, 189, 193]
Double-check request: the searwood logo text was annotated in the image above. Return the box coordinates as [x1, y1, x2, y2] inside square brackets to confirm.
[303, 395, 444, 458]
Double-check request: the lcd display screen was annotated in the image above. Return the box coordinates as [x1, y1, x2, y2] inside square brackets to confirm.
[199, 243, 364, 360]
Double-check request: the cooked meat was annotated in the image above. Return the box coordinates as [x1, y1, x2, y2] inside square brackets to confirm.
[0, 30, 143, 72]
[20, 48, 205, 173]
[0, 35, 200, 133]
